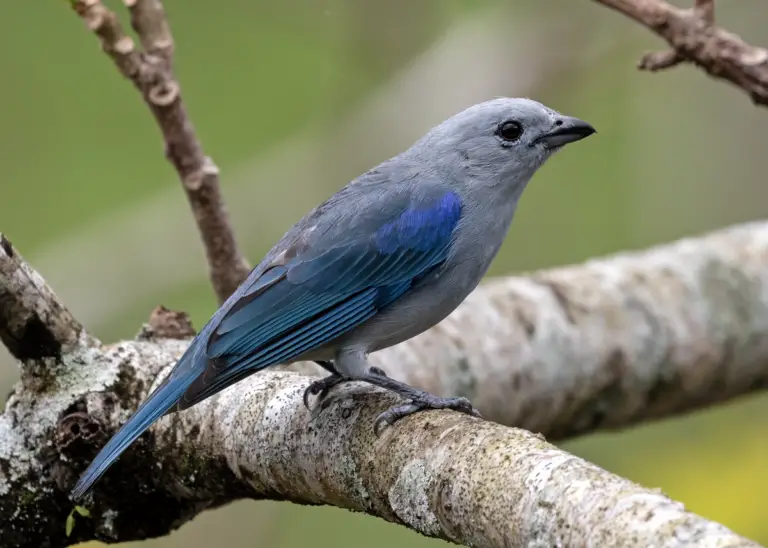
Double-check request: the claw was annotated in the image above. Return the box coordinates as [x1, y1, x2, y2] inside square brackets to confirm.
[449, 397, 482, 417]
[373, 396, 481, 436]
[374, 403, 420, 436]
[303, 374, 345, 411]
[302, 382, 320, 410]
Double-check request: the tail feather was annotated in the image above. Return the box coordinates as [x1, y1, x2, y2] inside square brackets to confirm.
[70, 373, 195, 500]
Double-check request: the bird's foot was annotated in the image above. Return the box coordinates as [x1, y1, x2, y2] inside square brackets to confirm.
[373, 395, 480, 436]
[303, 366, 389, 411]
[355, 368, 480, 435]
[303, 374, 345, 410]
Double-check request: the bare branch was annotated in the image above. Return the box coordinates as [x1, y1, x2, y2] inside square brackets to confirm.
[71, 0, 250, 303]
[593, 0, 768, 107]
[2, 223, 768, 545]
[0, 337, 757, 547]
[125, 0, 174, 65]
[0, 234, 95, 374]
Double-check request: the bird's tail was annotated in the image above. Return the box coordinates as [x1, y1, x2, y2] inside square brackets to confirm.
[70, 345, 203, 500]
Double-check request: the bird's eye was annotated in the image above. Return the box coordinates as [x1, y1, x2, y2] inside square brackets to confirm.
[497, 120, 523, 142]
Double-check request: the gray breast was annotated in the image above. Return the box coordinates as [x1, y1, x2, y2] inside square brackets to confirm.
[336, 251, 491, 353]
[332, 185, 521, 355]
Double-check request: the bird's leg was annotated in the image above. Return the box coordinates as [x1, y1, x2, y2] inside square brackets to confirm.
[358, 367, 481, 435]
[331, 351, 478, 431]
[315, 359, 338, 375]
[303, 361, 389, 410]
[303, 360, 343, 410]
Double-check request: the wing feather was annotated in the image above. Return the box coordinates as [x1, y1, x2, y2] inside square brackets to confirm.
[177, 185, 463, 409]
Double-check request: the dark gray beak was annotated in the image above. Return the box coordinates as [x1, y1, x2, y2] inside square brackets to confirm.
[535, 116, 596, 148]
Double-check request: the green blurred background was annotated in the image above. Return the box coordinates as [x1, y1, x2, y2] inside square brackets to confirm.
[1, 0, 767, 545]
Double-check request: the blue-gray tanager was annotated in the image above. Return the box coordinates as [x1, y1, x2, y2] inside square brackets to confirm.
[71, 97, 594, 499]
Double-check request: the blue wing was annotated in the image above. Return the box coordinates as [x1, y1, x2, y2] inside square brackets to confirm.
[69, 183, 462, 501]
[177, 186, 463, 409]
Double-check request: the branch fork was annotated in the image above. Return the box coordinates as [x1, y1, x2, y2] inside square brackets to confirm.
[72, 0, 251, 303]
[595, 0, 768, 107]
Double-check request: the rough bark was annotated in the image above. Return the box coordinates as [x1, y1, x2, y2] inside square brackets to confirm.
[593, 0, 768, 107]
[0, 235, 93, 370]
[1, 225, 767, 547]
[71, 0, 250, 303]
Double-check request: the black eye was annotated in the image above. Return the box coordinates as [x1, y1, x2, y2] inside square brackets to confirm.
[497, 120, 523, 142]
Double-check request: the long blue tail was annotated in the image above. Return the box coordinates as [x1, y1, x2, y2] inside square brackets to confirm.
[70, 347, 202, 500]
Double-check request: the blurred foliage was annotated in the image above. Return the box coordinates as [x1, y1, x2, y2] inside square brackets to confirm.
[1, 0, 767, 546]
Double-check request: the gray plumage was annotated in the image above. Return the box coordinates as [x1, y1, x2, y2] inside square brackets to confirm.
[71, 97, 595, 500]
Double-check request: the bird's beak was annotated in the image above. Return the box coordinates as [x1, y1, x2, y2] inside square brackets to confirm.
[535, 116, 596, 148]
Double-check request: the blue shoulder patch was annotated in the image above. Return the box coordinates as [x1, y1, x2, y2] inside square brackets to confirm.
[183, 185, 463, 410]
[374, 191, 462, 254]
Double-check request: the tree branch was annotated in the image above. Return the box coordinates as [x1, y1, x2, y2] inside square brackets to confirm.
[6, 3, 763, 545]
[593, 0, 768, 107]
[71, 0, 250, 303]
[2, 224, 768, 546]
[0, 235, 95, 378]
[0, 336, 755, 547]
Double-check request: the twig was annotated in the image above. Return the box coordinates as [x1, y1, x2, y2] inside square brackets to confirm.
[71, 0, 250, 303]
[125, 0, 174, 66]
[593, 0, 768, 107]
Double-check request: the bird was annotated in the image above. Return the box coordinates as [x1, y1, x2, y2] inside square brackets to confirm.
[70, 97, 595, 500]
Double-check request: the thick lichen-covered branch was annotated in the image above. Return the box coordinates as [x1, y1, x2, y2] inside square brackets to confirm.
[2, 223, 768, 546]
[71, 0, 250, 302]
[592, 0, 768, 107]
[1, 339, 758, 547]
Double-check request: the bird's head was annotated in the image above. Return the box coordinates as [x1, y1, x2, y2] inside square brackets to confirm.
[411, 97, 596, 195]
